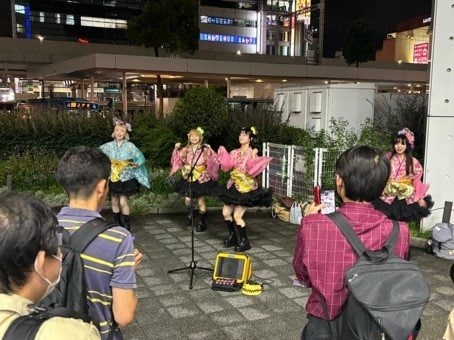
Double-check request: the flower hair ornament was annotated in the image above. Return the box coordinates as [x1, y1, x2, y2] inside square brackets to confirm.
[113, 117, 132, 132]
[196, 127, 204, 136]
[398, 128, 414, 149]
[250, 126, 258, 136]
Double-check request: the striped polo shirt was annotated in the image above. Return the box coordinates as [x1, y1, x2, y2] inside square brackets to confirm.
[57, 207, 137, 340]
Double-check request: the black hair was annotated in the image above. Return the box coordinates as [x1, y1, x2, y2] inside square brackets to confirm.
[56, 146, 111, 199]
[240, 126, 258, 147]
[391, 134, 414, 176]
[0, 192, 59, 293]
[335, 145, 390, 202]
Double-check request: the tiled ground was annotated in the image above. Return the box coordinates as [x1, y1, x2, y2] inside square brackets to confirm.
[122, 210, 454, 340]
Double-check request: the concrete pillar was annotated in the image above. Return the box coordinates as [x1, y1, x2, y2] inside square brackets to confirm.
[204, 80, 209, 88]
[90, 76, 95, 102]
[422, 1, 454, 229]
[81, 79, 85, 99]
[226, 77, 231, 98]
[122, 73, 128, 115]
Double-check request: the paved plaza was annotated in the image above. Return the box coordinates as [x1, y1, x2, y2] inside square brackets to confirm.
[121, 209, 454, 340]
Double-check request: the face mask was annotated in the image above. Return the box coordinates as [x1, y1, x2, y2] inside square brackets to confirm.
[34, 254, 62, 301]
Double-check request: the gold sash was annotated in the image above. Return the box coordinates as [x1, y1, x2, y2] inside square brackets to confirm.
[384, 178, 414, 200]
[231, 169, 256, 193]
[110, 159, 130, 182]
[182, 164, 206, 182]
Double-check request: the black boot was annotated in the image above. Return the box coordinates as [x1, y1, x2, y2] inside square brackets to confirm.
[223, 220, 236, 248]
[234, 225, 251, 252]
[185, 207, 192, 226]
[122, 214, 131, 231]
[113, 212, 122, 226]
[196, 212, 207, 232]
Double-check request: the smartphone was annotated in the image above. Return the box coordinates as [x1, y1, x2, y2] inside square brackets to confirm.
[313, 185, 321, 205]
[320, 189, 336, 214]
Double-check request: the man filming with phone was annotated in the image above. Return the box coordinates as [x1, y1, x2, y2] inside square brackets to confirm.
[293, 145, 411, 339]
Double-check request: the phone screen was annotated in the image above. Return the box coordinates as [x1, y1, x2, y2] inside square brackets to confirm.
[321, 190, 336, 214]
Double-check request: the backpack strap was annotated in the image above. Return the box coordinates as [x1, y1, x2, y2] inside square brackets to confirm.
[67, 217, 113, 253]
[3, 308, 91, 340]
[327, 211, 400, 261]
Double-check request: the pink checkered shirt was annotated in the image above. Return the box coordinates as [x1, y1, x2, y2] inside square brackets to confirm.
[293, 201, 410, 320]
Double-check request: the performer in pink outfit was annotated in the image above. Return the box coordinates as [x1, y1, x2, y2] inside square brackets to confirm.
[373, 127, 433, 221]
[217, 126, 272, 251]
[170, 127, 218, 232]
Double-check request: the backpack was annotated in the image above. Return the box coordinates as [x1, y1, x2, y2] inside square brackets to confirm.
[36, 218, 113, 328]
[431, 223, 454, 260]
[327, 212, 430, 340]
[3, 307, 91, 340]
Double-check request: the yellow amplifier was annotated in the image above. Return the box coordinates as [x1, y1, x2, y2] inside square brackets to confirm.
[212, 252, 252, 291]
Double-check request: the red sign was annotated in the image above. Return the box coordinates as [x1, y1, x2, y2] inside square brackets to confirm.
[413, 43, 429, 64]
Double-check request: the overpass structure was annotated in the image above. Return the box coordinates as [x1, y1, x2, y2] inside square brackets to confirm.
[0, 37, 428, 89]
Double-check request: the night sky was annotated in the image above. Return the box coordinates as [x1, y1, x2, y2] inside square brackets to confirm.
[322, 0, 433, 57]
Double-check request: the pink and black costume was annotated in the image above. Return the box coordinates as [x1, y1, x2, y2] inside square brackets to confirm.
[373, 129, 433, 221]
[217, 146, 272, 207]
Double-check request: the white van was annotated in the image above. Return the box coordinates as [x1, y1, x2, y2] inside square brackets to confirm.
[0, 88, 16, 109]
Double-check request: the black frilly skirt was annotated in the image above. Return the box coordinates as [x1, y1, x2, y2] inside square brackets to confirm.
[372, 195, 434, 222]
[109, 178, 141, 197]
[174, 179, 219, 199]
[217, 185, 273, 207]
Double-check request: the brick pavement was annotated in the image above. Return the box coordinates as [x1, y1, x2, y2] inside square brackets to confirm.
[122, 210, 454, 340]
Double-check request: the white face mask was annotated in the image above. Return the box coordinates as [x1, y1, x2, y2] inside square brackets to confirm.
[34, 254, 62, 301]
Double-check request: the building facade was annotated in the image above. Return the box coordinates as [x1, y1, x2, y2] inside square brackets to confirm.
[2, 0, 317, 58]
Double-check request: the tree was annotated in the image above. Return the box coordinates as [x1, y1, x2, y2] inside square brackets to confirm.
[343, 19, 376, 67]
[126, 0, 199, 116]
[170, 87, 229, 148]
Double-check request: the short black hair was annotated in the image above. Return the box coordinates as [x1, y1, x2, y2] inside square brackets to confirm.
[56, 146, 111, 199]
[335, 145, 390, 202]
[0, 192, 59, 293]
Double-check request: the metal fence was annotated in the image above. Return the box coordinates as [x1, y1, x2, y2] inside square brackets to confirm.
[263, 143, 341, 200]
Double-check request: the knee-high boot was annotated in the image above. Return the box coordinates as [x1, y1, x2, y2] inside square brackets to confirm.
[121, 214, 131, 231]
[223, 220, 237, 247]
[234, 225, 251, 252]
[196, 212, 207, 232]
[113, 212, 122, 226]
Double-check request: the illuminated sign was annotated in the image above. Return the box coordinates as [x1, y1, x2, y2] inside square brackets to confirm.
[199, 33, 256, 45]
[413, 42, 429, 64]
[65, 101, 99, 110]
[200, 15, 234, 26]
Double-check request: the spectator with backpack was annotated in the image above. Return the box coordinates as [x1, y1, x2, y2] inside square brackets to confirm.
[55, 146, 142, 340]
[0, 191, 100, 339]
[293, 146, 416, 339]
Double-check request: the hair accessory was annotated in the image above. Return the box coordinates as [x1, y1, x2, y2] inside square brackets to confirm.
[113, 117, 132, 132]
[250, 126, 257, 135]
[196, 127, 204, 136]
[398, 127, 414, 149]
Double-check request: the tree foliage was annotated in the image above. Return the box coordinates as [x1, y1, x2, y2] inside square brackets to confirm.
[170, 87, 229, 148]
[126, 0, 198, 55]
[343, 19, 376, 67]
[126, 0, 199, 116]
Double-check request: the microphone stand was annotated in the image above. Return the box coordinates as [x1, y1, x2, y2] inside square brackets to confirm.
[168, 144, 213, 289]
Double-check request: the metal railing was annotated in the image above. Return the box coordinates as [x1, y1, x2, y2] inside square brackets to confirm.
[263, 143, 341, 200]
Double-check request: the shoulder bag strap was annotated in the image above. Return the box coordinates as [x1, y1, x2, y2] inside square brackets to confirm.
[328, 212, 400, 259]
[68, 217, 113, 253]
[3, 314, 47, 340]
[385, 220, 400, 253]
[327, 211, 366, 257]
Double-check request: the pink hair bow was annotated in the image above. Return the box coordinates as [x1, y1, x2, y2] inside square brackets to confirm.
[398, 128, 414, 149]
